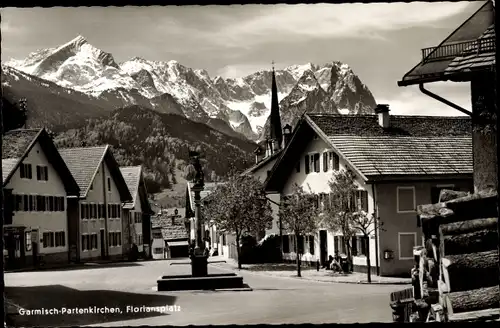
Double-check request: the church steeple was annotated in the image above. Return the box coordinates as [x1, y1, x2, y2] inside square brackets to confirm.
[268, 61, 283, 153]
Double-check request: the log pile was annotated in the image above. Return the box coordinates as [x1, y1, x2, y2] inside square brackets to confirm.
[406, 189, 500, 322]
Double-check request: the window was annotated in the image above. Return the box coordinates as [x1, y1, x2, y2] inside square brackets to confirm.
[20, 163, 32, 179]
[108, 232, 121, 247]
[334, 235, 346, 254]
[296, 161, 300, 173]
[283, 235, 290, 253]
[91, 234, 98, 250]
[55, 231, 65, 247]
[60, 197, 65, 212]
[93, 204, 98, 219]
[48, 196, 54, 212]
[14, 194, 23, 211]
[97, 204, 102, 218]
[397, 187, 416, 213]
[399, 232, 417, 260]
[304, 155, 310, 174]
[29, 195, 35, 212]
[36, 165, 48, 181]
[350, 190, 368, 212]
[154, 248, 164, 254]
[309, 235, 315, 255]
[351, 236, 358, 256]
[82, 234, 89, 251]
[313, 153, 320, 173]
[352, 236, 369, 256]
[81, 203, 87, 220]
[107, 177, 111, 192]
[222, 234, 226, 246]
[43, 232, 55, 248]
[323, 152, 328, 172]
[138, 234, 143, 245]
[329, 152, 339, 171]
[25, 231, 32, 251]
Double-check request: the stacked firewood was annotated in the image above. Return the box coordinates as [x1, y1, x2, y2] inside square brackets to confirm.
[411, 189, 500, 322]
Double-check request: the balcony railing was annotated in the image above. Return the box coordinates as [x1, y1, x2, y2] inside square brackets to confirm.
[421, 37, 496, 62]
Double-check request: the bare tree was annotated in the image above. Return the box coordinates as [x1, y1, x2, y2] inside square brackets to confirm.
[323, 169, 382, 282]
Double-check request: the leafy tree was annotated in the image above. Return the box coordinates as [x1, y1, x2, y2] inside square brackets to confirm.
[203, 174, 273, 269]
[279, 183, 320, 277]
[1, 97, 28, 133]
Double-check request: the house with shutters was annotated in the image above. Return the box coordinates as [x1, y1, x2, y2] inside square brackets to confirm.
[120, 165, 155, 259]
[264, 105, 473, 276]
[2, 128, 80, 269]
[151, 208, 188, 259]
[58, 146, 132, 262]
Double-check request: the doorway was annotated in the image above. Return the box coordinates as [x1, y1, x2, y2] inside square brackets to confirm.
[100, 229, 105, 259]
[320, 230, 328, 266]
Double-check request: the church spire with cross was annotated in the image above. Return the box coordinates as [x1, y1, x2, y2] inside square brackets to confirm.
[268, 60, 283, 154]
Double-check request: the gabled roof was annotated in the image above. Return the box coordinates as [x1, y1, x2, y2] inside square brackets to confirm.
[398, 1, 495, 86]
[2, 128, 80, 195]
[58, 145, 132, 201]
[445, 24, 496, 74]
[120, 165, 154, 214]
[265, 113, 472, 191]
[241, 149, 283, 175]
[120, 166, 142, 209]
[151, 212, 188, 240]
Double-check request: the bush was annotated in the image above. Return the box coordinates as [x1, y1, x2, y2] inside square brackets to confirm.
[238, 234, 282, 264]
[239, 234, 258, 264]
[255, 234, 282, 263]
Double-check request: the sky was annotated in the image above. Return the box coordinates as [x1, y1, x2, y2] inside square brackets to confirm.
[1, 2, 486, 116]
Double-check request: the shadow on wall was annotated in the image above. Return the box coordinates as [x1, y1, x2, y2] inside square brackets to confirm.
[6, 285, 178, 326]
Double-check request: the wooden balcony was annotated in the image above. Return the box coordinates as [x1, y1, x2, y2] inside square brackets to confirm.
[422, 37, 495, 63]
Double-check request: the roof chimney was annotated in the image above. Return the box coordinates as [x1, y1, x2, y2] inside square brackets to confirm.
[374, 104, 390, 128]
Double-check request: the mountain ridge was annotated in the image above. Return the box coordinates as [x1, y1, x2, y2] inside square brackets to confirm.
[5, 35, 378, 141]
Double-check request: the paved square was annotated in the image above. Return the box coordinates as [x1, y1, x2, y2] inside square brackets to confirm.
[5, 259, 406, 326]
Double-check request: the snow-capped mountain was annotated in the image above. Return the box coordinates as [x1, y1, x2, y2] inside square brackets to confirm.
[5, 35, 377, 141]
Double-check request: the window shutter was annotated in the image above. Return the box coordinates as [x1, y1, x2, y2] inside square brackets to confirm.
[36, 166, 41, 180]
[323, 152, 328, 172]
[361, 237, 368, 255]
[305, 155, 310, 174]
[28, 164, 32, 179]
[334, 236, 339, 253]
[334, 154, 340, 170]
[351, 236, 358, 256]
[314, 153, 320, 172]
[361, 191, 368, 212]
[44, 166, 48, 180]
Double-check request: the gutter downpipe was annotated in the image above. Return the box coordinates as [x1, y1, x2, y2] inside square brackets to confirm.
[418, 83, 472, 116]
[371, 183, 380, 276]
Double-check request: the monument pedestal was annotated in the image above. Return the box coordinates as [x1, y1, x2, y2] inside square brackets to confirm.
[190, 253, 208, 277]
